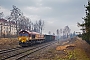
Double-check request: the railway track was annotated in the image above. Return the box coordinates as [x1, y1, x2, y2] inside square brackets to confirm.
[0, 47, 22, 54]
[0, 41, 56, 60]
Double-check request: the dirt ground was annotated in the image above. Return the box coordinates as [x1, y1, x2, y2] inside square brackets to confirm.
[0, 38, 19, 49]
[27, 37, 90, 60]
[46, 37, 90, 60]
[0, 37, 90, 60]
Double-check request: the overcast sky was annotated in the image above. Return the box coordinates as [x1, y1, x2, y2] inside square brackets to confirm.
[0, 0, 88, 35]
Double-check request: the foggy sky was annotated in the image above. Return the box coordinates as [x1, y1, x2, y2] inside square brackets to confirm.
[0, 0, 87, 34]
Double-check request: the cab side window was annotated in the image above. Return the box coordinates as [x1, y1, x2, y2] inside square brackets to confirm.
[32, 35, 35, 38]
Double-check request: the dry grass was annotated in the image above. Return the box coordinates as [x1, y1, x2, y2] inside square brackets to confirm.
[41, 37, 90, 60]
[0, 38, 19, 49]
[54, 38, 90, 60]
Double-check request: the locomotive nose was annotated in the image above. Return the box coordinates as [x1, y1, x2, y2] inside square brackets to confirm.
[19, 37, 27, 43]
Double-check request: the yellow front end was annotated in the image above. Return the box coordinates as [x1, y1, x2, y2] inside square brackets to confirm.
[18, 36, 29, 43]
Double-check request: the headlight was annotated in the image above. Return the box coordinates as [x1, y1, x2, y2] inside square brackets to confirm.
[26, 38, 28, 40]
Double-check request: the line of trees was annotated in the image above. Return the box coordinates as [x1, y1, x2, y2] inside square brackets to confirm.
[78, 1, 90, 44]
[56, 26, 76, 40]
[56, 26, 73, 39]
[0, 5, 44, 37]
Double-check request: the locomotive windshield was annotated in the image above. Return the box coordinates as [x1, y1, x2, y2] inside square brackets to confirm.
[19, 32, 29, 36]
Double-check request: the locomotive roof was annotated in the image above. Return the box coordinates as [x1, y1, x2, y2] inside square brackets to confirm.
[31, 32, 40, 34]
[19, 30, 40, 34]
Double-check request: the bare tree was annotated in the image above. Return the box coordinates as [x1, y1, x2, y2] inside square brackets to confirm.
[31, 22, 34, 31]
[38, 19, 44, 34]
[10, 5, 22, 36]
[0, 23, 2, 37]
[33, 24, 37, 32]
[59, 29, 62, 39]
[56, 29, 59, 36]
[53, 33, 55, 35]
[63, 26, 71, 38]
[0, 12, 4, 37]
[56, 29, 59, 39]
[0, 12, 4, 19]
[28, 20, 32, 31]
[48, 31, 51, 35]
[73, 31, 76, 37]
[35, 21, 39, 32]
[19, 16, 27, 30]
[33, 21, 40, 32]
[6, 16, 12, 37]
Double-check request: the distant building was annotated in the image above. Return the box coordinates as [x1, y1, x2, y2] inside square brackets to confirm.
[0, 19, 17, 37]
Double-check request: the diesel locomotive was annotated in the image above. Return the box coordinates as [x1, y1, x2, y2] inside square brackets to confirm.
[18, 30, 55, 47]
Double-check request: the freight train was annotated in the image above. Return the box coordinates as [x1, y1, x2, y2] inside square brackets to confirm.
[18, 30, 55, 47]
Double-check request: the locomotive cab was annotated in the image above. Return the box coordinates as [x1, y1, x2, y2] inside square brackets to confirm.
[19, 32, 29, 42]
